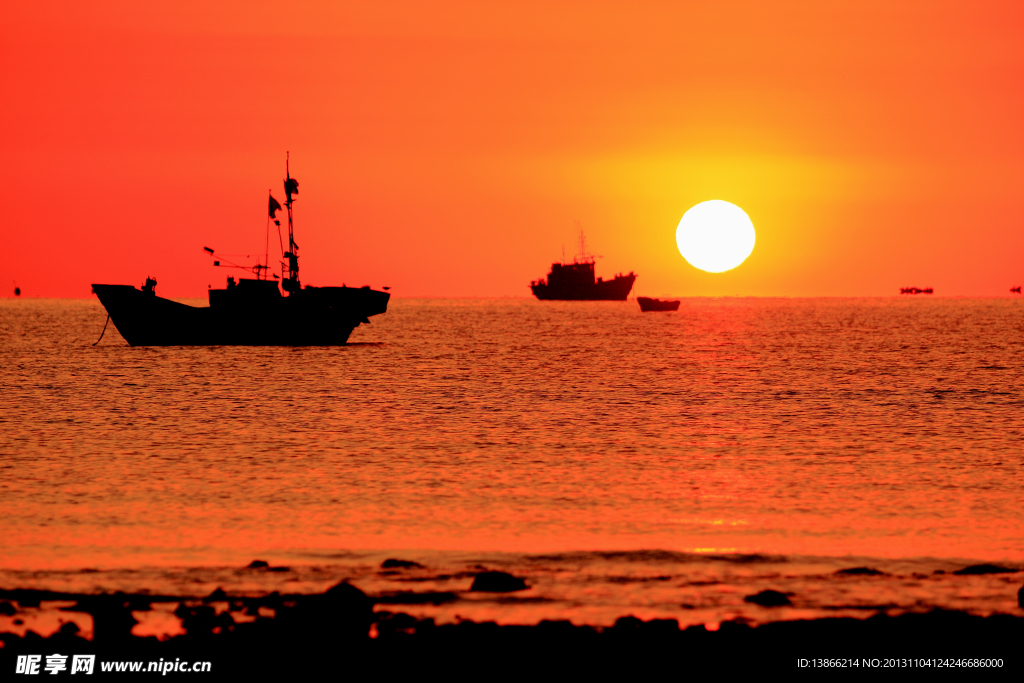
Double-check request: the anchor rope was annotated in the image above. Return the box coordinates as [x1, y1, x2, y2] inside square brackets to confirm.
[92, 314, 110, 346]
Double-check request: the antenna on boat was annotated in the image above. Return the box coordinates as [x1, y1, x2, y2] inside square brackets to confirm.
[574, 221, 595, 264]
[282, 152, 300, 294]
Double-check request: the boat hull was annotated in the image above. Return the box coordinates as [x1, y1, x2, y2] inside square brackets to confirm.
[531, 274, 636, 301]
[91, 284, 388, 346]
[637, 297, 680, 312]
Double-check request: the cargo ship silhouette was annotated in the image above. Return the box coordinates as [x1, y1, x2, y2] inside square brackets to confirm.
[530, 231, 635, 301]
[91, 155, 389, 346]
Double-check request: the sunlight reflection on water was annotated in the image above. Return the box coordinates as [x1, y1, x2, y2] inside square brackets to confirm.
[1, 297, 1022, 624]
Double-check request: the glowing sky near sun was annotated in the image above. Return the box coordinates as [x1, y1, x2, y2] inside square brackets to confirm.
[3, 1, 1024, 298]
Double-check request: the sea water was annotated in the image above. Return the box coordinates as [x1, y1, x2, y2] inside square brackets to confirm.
[1, 297, 1022, 632]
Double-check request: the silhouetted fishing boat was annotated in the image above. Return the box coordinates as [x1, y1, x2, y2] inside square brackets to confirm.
[900, 287, 933, 295]
[637, 297, 679, 312]
[91, 155, 389, 346]
[530, 231, 635, 301]
[1011, 286, 1021, 294]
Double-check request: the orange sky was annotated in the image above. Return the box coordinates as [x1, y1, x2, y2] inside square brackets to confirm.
[3, 1, 1024, 298]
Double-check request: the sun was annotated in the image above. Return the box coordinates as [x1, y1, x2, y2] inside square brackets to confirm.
[676, 200, 756, 273]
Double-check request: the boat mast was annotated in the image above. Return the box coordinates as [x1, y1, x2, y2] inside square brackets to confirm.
[283, 152, 300, 294]
[574, 221, 594, 264]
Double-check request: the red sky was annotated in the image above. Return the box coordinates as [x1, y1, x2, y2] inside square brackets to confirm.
[3, 1, 1023, 298]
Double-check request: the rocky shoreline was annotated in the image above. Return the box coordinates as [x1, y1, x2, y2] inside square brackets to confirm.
[3, 581, 1022, 677]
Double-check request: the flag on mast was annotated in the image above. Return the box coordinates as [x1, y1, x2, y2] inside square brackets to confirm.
[268, 194, 282, 219]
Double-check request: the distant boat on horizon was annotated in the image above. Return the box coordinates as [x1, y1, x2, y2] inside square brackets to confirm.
[91, 154, 389, 346]
[900, 287, 933, 295]
[530, 230, 635, 301]
[1012, 286, 1021, 294]
[637, 297, 680, 312]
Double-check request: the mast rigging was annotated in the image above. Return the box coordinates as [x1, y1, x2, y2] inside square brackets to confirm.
[283, 152, 300, 294]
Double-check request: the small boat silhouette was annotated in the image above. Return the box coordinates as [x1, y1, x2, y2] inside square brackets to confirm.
[1012, 286, 1021, 294]
[637, 297, 680, 312]
[900, 287, 933, 295]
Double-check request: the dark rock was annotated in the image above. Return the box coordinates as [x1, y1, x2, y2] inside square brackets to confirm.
[612, 616, 643, 631]
[277, 581, 375, 644]
[325, 581, 370, 604]
[718, 619, 755, 636]
[606, 616, 679, 645]
[536, 619, 580, 634]
[4, 604, 1024, 677]
[123, 596, 152, 612]
[618, 618, 684, 634]
[260, 591, 283, 610]
[376, 611, 423, 637]
[14, 593, 42, 608]
[204, 587, 228, 602]
[0, 588, 71, 603]
[58, 621, 80, 636]
[247, 560, 269, 569]
[174, 603, 233, 638]
[744, 590, 792, 607]
[374, 591, 459, 605]
[644, 619, 680, 635]
[382, 558, 424, 569]
[953, 564, 1019, 575]
[73, 594, 138, 643]
[470, 571, 528, 592]
[836, 567, 884, 576]
[0, 601, 16, 616]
